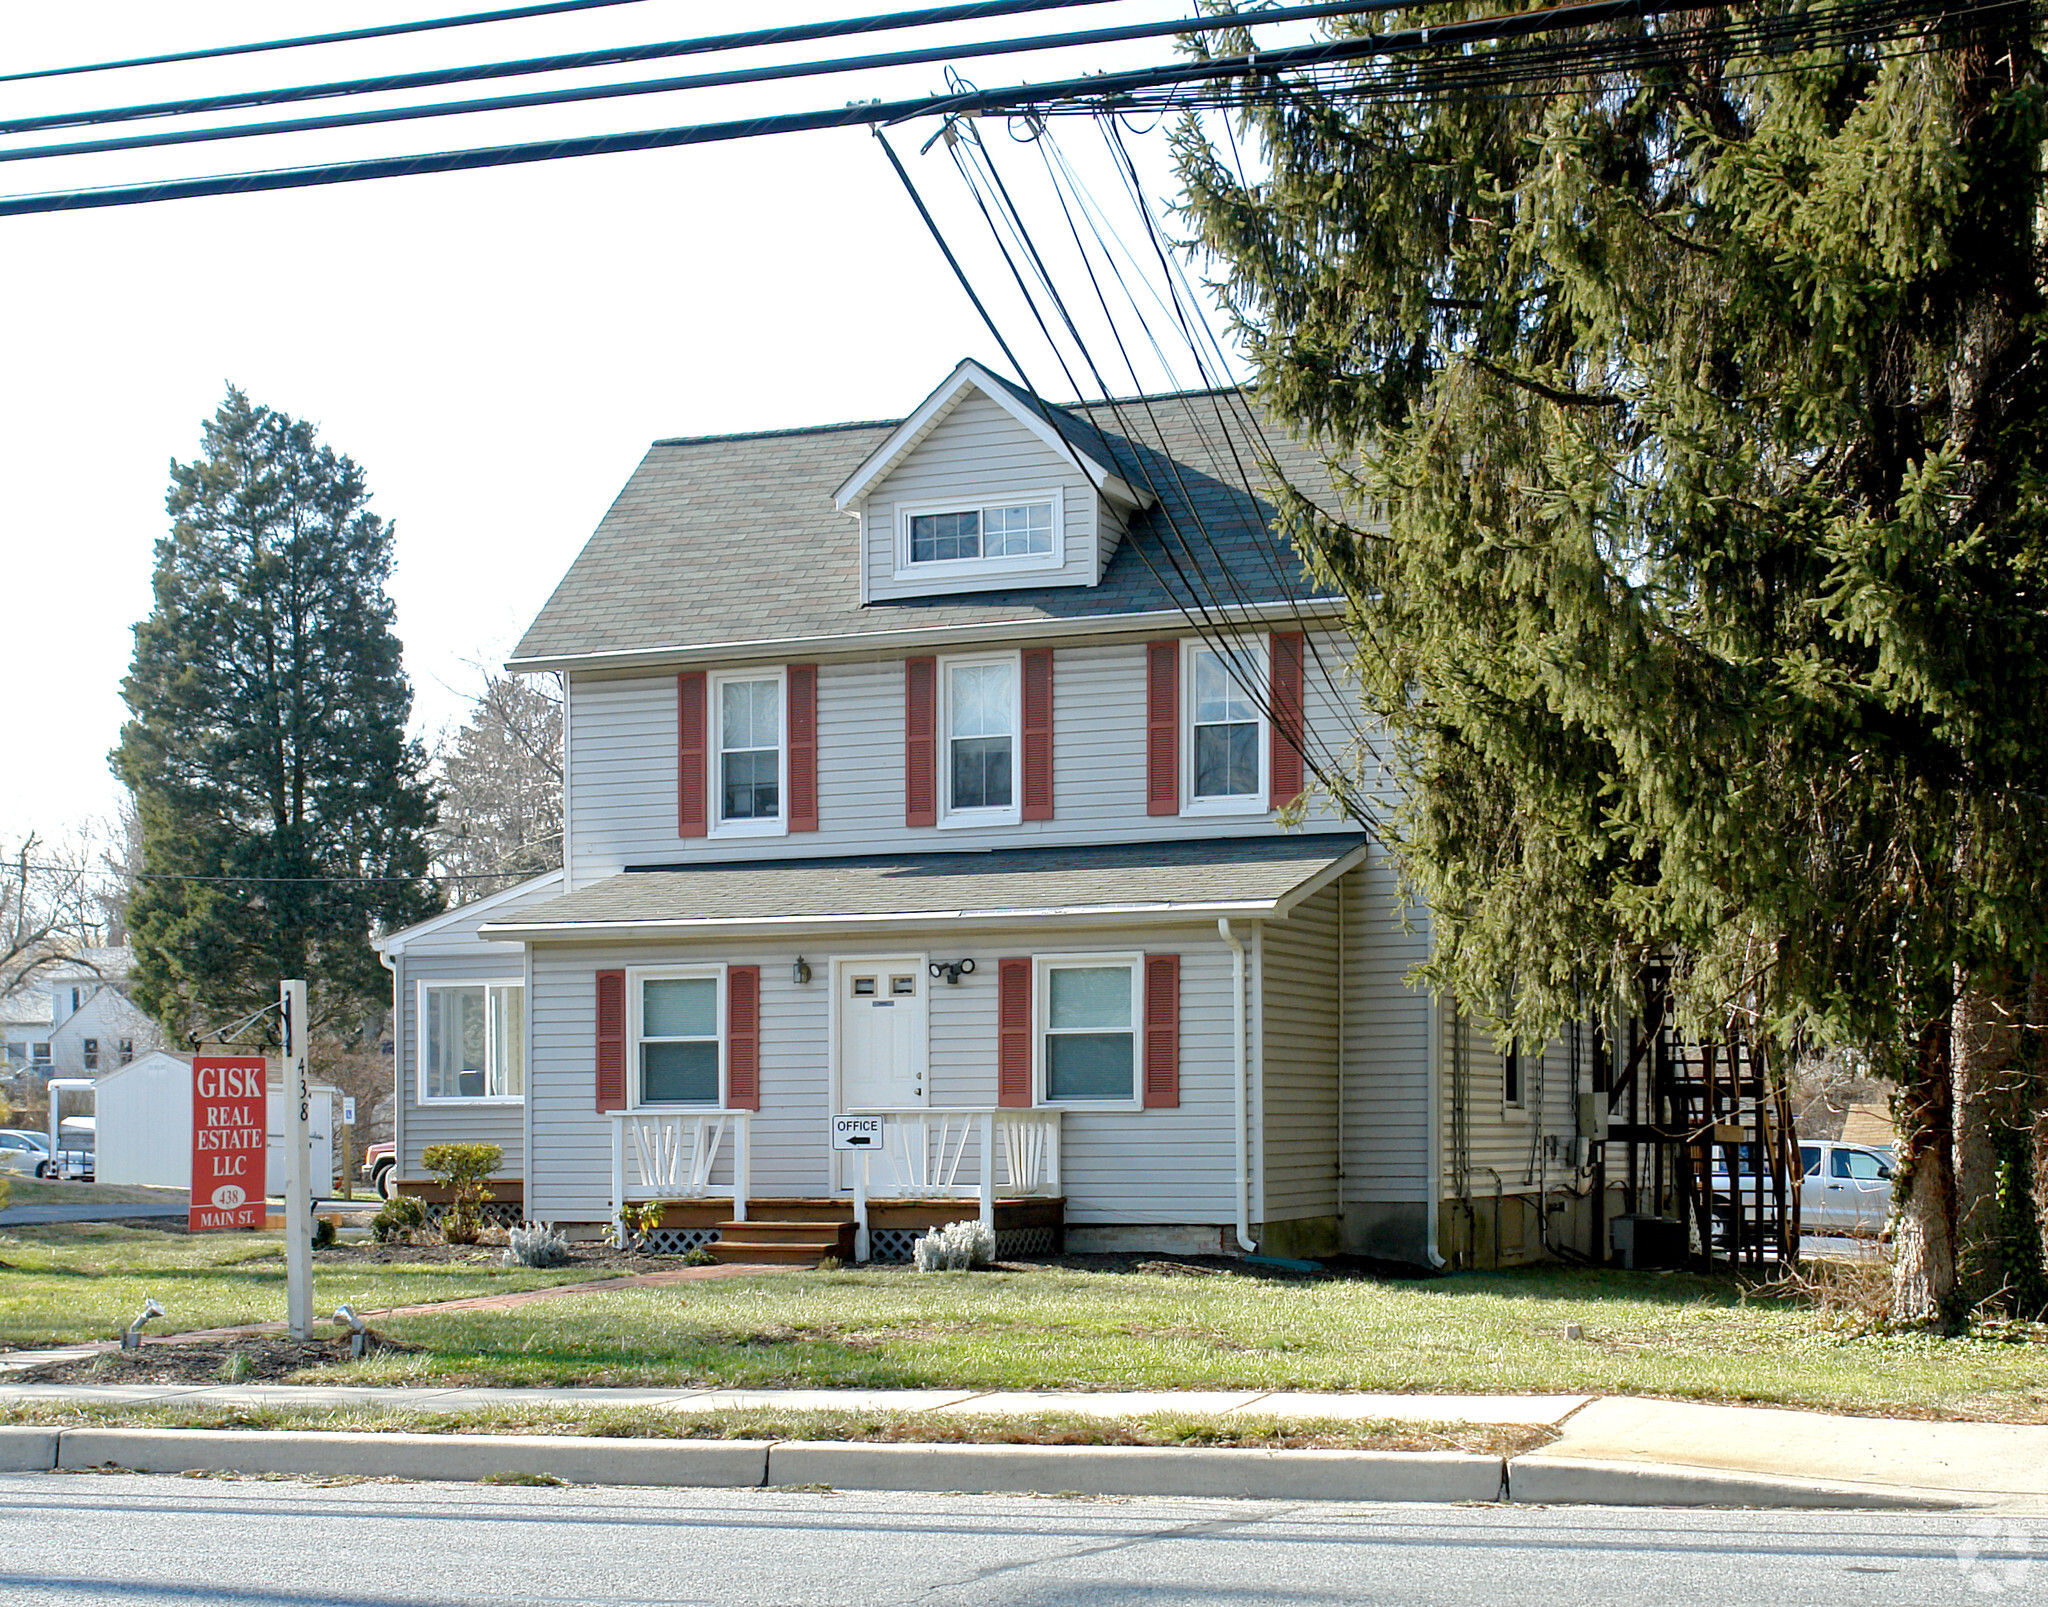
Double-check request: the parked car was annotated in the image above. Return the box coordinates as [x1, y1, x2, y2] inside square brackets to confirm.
[0, 1127, 93, 1180]
[0, 1129, 54, 1178]
[361, 1143, 396, 1200]
[1711, 1139, 1894, 1239]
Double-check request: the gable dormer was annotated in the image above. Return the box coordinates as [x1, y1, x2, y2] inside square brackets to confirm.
[835, 360, 1152, 603]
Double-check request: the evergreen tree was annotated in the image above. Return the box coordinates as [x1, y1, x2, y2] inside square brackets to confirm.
[1178, 6, 2048, 1316]
[115, 388, 440, 1041]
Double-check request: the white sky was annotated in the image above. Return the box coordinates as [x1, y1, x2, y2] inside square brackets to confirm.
[0, 1, 1266, 852]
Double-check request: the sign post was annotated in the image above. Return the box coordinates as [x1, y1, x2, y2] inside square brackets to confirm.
[189, 1057, 266, 1231]
[340, 1095, 356, 1200]
[832, 1115, 883, 1264]
[280, 979, 313, 1341]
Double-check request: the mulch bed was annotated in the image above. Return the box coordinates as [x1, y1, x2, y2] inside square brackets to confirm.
[310, 1240, 657, 1272]
[8, 1335, 410, 1386]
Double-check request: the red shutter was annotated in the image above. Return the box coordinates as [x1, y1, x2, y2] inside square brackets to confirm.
[905, 656, 937, 828]
[1146, 639, 1179, 816]
[1269, 632, 1305, 809]
[1021, 647, 1054, 821]
[997, 957, 1033, 1108]
[787, 665, 818, 832]
[677, 672, 707, 838]
[595, 969, 627, 1113]
[1143, 953, 1181, 1109]
[726, 965, 760, 1111]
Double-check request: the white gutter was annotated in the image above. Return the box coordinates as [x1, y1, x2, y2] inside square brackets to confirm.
[485, 897, 1300, 944]
[506, 598, 1344, 675]
[1218, 918, 1257, 1255]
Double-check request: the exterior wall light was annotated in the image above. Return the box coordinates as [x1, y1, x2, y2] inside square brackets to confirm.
[791, 957, 812, 985]
[928, 958, 977, 985]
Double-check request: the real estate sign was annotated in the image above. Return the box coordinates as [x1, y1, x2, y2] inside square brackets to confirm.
[190, 1055, 267, 1230]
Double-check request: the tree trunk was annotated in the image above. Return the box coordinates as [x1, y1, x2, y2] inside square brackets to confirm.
[1892, 1021, 1957, 1324]
[1952, 973, 2019, 1312]
[2028, 965, 2048, 1304]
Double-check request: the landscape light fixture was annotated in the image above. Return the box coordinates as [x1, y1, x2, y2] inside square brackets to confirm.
[121, 1296, 164, 1350]
[334, 1304, 370, 1359]
[928, 958, 976, 985]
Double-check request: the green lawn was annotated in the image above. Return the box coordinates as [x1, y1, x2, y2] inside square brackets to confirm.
[0, 1223, 612, 1345]
[339, 1263, 2048, 1420]
[1, 1179, 190, 1208]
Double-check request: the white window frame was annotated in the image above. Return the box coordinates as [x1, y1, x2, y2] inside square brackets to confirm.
[1183, 637, 1271, 815]
[1033, 952, 1143, 1111]
[416, 979, 527, 1106]
[627, 963, 727, 1111]
[708, 666, 788, 839]
[894, 487, 1066, 581]
[938, 650, 1023, 829]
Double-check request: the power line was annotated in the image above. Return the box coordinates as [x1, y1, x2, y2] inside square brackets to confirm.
[0, 0, 1140, 138]
[0, 0, 1415, 171]
[0, 0, 1760, 217]
[0, 0, 661, 86]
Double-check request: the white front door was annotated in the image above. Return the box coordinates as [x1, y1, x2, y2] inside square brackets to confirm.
[838, 958, 928, 1112]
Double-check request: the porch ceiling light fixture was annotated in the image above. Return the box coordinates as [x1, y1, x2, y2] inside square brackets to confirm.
[928, 958, 977, 985]
[791, 956, 812, 985]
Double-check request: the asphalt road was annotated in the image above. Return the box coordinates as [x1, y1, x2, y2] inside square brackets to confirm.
[0, 1474, 2031, 1606]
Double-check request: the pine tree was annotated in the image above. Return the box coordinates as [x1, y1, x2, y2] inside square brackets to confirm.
[1178, 6, 2048, 1316]
[114, 388, 440, 1041]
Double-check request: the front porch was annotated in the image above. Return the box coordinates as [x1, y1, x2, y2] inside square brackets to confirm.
[611, 1107, 1064, 1265]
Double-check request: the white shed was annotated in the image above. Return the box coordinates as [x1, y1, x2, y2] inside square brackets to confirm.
[93, 1050, 339, 1194]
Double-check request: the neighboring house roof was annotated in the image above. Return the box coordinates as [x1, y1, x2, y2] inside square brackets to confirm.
[0, 990, 52, 1028]
[483, 834, 1368, 942]
[509, 371, 1344, 671]
[373, 870, 566, 955]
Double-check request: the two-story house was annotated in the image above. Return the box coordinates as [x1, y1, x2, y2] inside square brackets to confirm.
[375, 360, 1590, 1267]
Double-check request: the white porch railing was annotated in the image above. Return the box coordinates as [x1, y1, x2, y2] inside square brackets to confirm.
[848, 1108, 1061, 1260]
[610, 1110, 751, 1229]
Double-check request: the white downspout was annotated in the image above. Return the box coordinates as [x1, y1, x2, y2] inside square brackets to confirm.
[1218, 918, 1256, 1254]
[379, 946, 402, 1192]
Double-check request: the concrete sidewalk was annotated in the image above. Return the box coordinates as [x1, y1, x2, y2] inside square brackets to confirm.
[0, 1378, 2039, 1508]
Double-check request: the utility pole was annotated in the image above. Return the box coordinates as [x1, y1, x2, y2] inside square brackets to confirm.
[280, 979, 313, 1341]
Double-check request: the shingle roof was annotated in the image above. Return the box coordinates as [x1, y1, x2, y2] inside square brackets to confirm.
[510, 380, 1342, 666]
[483, 832, 1367, 938]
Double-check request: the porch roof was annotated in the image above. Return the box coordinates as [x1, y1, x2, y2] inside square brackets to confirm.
[481, 833, 1369, 942]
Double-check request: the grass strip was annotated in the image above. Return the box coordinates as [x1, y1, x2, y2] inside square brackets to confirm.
[0, 1397, 1549, 1457]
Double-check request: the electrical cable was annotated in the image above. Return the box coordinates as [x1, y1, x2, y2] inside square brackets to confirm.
[0, 0, 1438, 170]
[0, 0, 661, 86]
[0, 0, 1966, 215]
[0, 0, 1319, 139]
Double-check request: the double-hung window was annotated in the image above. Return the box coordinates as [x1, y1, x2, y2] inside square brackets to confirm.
[635, 971, 722, 1106]
[82, 1037, 99, 1071]
[1186, 642, 1266, 810]
[898, 491, 1063, 578]
[942, 654, 1019, 825]
[421, 981, 525, 1102]
[712, 670, 784, 834]
[1039, 957, 1139, 1105]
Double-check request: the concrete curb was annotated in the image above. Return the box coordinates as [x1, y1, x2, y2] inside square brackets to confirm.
[766, 1443, 1505, 1502]
[1508, 1455, 1963, 1511]
[0, 1425, 1974, 1508]
[54, 1428, 773, 1488]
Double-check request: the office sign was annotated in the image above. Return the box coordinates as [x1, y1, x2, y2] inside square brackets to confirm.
[832, 1115, 884, 1150]
[190, 1055, 267, 1230]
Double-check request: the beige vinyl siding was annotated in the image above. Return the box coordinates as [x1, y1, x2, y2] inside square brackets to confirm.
[1258, 882, 1340, 1223]
[565, 633, 1359, 882]
[861, 390, 1111, 600]
[1342, 856, 1433, 1204]
[525, 922, 1241, 1226]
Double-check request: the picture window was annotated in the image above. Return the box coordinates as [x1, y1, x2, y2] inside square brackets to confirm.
[422, 982, 525, 1101]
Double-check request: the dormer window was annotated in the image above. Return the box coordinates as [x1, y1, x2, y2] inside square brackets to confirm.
[896, 489, 1064, 580]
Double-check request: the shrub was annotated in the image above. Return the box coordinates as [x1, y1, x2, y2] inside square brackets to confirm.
[311, 1215, 338, 1250]
[611, 1200, 664, 1253]
[505, 1222, 572, 1268]
[913, 1219, 994, 1272]
[421, 1143, 502, 1245]
[371, 1193, 429, 1243]
[680, 1244, 717, 1267]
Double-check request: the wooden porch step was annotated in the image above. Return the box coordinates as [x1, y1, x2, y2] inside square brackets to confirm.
[709, 1218, 856, 1267]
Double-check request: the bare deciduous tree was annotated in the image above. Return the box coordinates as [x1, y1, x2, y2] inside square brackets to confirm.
[431, 671, 563, 902]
